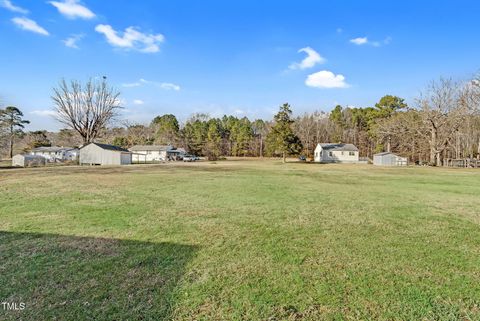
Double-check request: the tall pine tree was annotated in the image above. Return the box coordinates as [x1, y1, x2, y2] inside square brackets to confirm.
[266, 103, 302, 163]
[0, 106, 30, 158]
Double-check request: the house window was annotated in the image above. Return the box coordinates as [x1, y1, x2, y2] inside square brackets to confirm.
[349, 152, 355, 156]
[341, 151, 345, 155]
[329, 152, 333, 157]
[315, 152, 318, 157]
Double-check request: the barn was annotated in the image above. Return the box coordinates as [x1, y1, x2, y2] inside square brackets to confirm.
[12, 154, 46, 167]
[79, 143, 132, 166]
[373, 152, 408, 166]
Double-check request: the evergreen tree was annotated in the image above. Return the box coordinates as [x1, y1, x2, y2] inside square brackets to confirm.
[204, 119, 222, 160]
[0, 106, 30, 158]
[151, 114, 179, 145]
[266, 103, 303, 163]
[26, 130, 51, 149]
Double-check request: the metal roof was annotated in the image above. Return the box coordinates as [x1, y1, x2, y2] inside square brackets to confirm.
[374, 152, 407, 158]
[318, 143, 359, 152]
[81, 143, 130, 152]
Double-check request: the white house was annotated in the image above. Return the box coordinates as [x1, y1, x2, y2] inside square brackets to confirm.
[79, 143, 132, 165]
[31, 146, 79, 162]
[129, 145, 186, 162]
[314, 143, 360, 163]
[129, 145, 172, 162]
[12, 154, 46, 167]
[373, 152, 408, 166]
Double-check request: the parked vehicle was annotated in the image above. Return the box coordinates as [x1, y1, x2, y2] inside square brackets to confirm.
[183, 155, 196, 162]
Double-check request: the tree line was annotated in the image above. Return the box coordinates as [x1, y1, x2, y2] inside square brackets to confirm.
[1, 74, 479, 165]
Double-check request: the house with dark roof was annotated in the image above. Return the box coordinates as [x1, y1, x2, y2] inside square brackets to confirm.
[79, 143, 132, 165]
[314, 143, 360, 163]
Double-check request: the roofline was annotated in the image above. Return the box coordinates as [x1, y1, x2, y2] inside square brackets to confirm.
[80, 142, 131, 153]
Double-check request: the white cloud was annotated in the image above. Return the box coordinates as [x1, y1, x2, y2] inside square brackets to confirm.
[350, 36, 391, 47]
[11, 17, 49, 36]
[122, 78, 180, 91]
[305, 70, 349, 89]
[95, 24, 165, 53]
[1, 0, 28, 14]
[122, 82, 141, 88]
[30, 110, 56, 117]
[233, 109, 245, 115]
[133, 99, 144, 105]
[289, 47, 325, 70]
[63, 34, 84, 49]
[159, 82, 180, 91]
[48, 0, 95, 19]
[350, 37, 368, 45]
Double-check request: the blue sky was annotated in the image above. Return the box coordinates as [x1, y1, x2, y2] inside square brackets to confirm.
[1, 0, 480, 131]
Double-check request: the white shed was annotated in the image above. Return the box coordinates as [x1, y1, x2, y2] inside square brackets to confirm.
[373, 152, 408, 166]
[12, 154, 46, 167]
[79, 143, 132, 166]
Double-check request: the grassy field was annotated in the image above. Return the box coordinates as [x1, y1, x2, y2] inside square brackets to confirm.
[1, 160, 480, 320]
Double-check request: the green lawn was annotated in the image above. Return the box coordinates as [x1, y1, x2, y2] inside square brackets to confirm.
[1, 160, 479, 320]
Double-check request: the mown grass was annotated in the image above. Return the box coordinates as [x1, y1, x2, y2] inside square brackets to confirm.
[1, 160, 480, 320]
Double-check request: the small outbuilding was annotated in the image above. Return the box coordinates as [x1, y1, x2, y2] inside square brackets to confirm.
[373, 152, 408, 166]
[79, 143, 132, 166]
[12, 154, 46, 167]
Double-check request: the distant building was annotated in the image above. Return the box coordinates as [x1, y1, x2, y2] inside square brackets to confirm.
[129, 145, 172, 162]
[129, 145, 186, 162]
[167, 147, 186, 160]
[31, 146, 79, 162]
[79, 143, 132, 166]
[314, 143, 360, 163]
[373, 152, 408, 166]
[12, 154, 46, 167]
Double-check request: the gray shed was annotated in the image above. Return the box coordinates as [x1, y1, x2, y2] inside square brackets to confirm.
[12, 154, 46, 167]
[373, 152, 408, 166]
[79, 143, 132, 165]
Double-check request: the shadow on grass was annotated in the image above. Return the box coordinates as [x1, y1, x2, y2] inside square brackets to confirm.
[0, 231, 198, 321]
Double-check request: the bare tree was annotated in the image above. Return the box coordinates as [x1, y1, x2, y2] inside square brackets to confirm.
[52, 78, 122, 144]
[417, 78, 469, 165]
